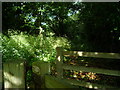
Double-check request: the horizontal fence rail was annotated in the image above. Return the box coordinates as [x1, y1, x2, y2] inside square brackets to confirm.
[32, 47, 120, 89]
[45, 75, 78, 88]
[63, 64, 120, 76]
[63, 51, 120, 59]
[56, 47, 120, 89]
[63, 78, 120, 89]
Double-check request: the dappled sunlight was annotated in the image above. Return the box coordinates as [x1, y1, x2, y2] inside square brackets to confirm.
[63, 51, 120, 59]
[4, 71, 22, 86]
[94, 86, 98, 89]
[86, 84, 93, 89]
[95, 52, 98, 54]
[58, 56, 61, 62]
[64, 77, 100, 89]
[77, 51, 83, 56]
[3, 61, 25, 88]
[20, 62, 24, 66]
[43, 57, 49, 62]
[4, 80, 12, 88]
[85, 83, 98, 89]
[8, 34, 38, 60]
[64, 70, 98, 81]
[52, 37, 71, 49]
[80, 60, 84, 62]
[32, 65, 41, 75]
[11, 35, 32, 49]
[2, 30, 71, 63]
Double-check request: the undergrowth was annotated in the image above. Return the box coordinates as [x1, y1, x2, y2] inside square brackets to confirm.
[1, 30, 71, 63]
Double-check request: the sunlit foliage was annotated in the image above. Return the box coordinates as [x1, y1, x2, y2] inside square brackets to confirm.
[1, 30, 71, 63]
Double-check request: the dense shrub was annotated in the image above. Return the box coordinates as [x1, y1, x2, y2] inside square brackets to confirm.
[1, 30, 71, 63]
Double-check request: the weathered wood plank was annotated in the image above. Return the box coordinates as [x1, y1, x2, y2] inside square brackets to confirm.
[45, 75, 79, 88]
[32, 61, 50, 76]
[3, 60, 26, 88]
[63, 64, 120, 76]
[63, 51, 120, 59]
[63, 78, 120, 90]
[32, 61, 50, 88]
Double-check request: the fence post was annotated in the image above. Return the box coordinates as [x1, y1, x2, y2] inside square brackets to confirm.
[56, 47, 64, 78]
[32, 61, 50, 88]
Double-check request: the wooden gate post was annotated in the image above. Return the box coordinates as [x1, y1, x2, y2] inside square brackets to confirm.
[32, 61, 50, 88]
[56, 47, 64, 78]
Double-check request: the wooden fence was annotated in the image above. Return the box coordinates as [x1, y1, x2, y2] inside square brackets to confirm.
[32, 61, 78, 89]
[3, 60, 26, 89]
[32, 47, 120, 89]
[56, 47, 120, 89]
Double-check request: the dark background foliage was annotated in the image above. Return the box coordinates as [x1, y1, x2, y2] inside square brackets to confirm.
[2, 2, 120, 53]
